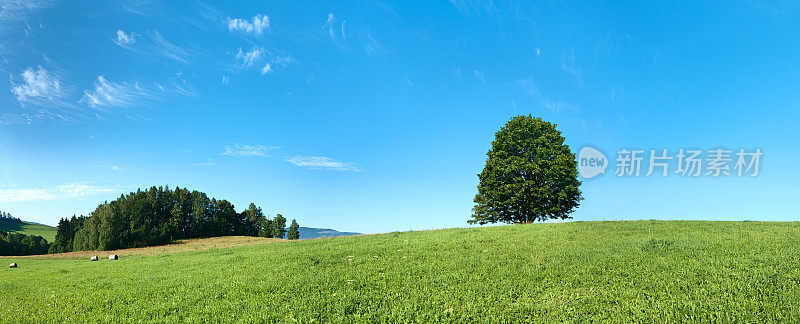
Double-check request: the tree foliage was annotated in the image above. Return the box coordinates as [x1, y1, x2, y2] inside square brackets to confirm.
[287, 219, 300, 240]
[271, 214, 287, 239]
[0, 230, 49, 256]
[48, 215, 86, 253]
[0, 210, 22, 223]
[470, 115, 582, 225]
[52, 186, 293, 252]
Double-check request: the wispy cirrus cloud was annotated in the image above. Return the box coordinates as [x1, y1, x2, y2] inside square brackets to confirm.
[0, 183, 118, 203]
[322, 13, 337, 40]
[114, 29, 136, 47]
[223, 144, 278, 157]
[262, 55, 294, 75]
[320, 13, 385, 57]
[235, 46, 264, 68]
[511, 77, 597, 129]
[150, 31, 188, 64]
[560, 49, 583, 87]
[234, 46, 294, 75]
[4, 65, 79, 124]
[447, 0, 498, 18]
[81, 75, 152, 108]
[287, 155, 362, 172]
[10, 65, 70, 108]
[226, 14, 269, 35]
[512, 78, 580, 113]
[0, 0, 55, 31]
[82, 72, 195, 110]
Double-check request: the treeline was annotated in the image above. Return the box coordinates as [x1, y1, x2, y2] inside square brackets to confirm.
[50, 186, 300, 253]
[0, 230, 49, 256]
[0, 211, 22, 223]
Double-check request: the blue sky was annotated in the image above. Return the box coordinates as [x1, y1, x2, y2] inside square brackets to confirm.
[0, 0, 798, 233]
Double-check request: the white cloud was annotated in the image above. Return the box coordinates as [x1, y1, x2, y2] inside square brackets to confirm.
[402, 75, 414, 86]
[81, 75, 151, 108]
[151, 31, 188, 64]
[270, 55, 294, 67]
[322, 13, 335, 40]
[261, 63, 272, 74]
[512, 78, 581, 114]
[234, 47, 294, 75]
[363, 29, 385, 56]
[114, 29, 136, 47]
[287, 155, 362, 172]
[0, 183, 118, 203]
[513, 78, 540, 98]
[167, 72, 196, 97]
[236, 46, 263, 68]
[223, 144, 277, 157]
[560, 49, 583, 87]
[0, 0, 55, 31]
[227, 14, 270, 35]
[447, 0, 498, 17]
[263, 56, 293, 74]
[10, 66, 70, 108]
[341, 20, 347, 42]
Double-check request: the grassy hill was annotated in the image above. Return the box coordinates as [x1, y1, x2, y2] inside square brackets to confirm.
[3, 221, 800, 322]
[0, 219, 56, 242]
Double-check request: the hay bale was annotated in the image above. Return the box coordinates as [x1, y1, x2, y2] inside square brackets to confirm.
[9, 263, 17, 268]
[108, 254, 118, 260]
[90, 256, 98, 261]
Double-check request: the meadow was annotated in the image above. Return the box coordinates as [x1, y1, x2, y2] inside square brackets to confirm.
[3, 221, 800, 323]
[0, 220, 56, 242]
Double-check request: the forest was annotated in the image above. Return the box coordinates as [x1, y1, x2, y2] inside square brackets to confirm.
[0, 230, 50, 256]
[43, 186, 300, 253]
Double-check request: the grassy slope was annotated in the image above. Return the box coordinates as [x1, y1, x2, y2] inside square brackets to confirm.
[0, 219, 56, 242]
[8, 236, 280, 260]
[3, 221, 800, 323]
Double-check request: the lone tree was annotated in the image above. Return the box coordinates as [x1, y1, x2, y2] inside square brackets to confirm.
[470, 115, 582, 225]
[287, 219, 300, 240]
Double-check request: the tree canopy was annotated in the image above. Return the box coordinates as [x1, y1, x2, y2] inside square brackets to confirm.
[50, 186, 298, 252]
[271, 214, 287, 239]
[287, 219, 300, 240]
[0, 230, 49, 256]
[470, 115, 582, 224]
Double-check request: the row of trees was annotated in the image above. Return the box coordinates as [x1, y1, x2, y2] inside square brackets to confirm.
[50, 186, 300, 253]
[0, 230, 49, 256]
[241, 204, 298, 239]
[0, 211, 22, 223]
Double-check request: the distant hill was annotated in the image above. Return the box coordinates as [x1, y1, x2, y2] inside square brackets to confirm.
[298, 227, 360, 240]
[0, 219, 57, 242]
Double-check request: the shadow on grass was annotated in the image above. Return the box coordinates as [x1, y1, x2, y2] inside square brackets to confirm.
[0, 221, 25, 233]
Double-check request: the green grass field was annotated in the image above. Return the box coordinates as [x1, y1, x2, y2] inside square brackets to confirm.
[3, 221, 800, 322]
[0, 219, 56, 242]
